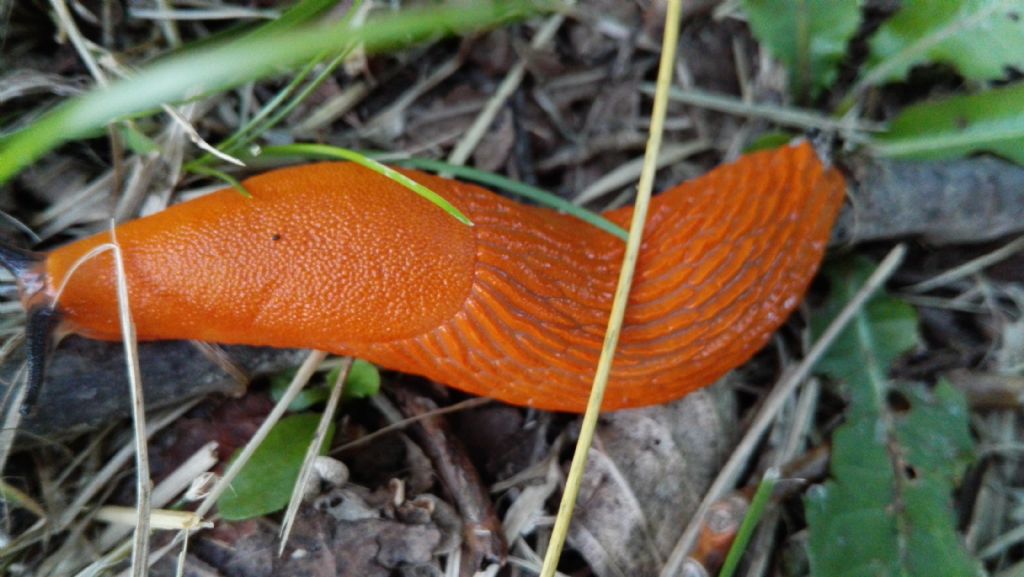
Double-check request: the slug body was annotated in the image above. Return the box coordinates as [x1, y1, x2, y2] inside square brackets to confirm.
[25, 143, 844, 412]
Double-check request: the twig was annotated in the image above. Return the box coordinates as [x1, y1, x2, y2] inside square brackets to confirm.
[389, 386, 505, 573]
[447, 12, 567, 166]
[658, 244, 907, 577]
[645, 86, 882, 141]
[331, 396, 492, 455]
[906, 235, 1024, 293]
[98, 441, 218, 550]
[278, 357, 352, 554]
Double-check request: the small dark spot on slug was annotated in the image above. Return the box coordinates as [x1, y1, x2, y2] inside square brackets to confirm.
[955, 116, 970, 130]
[1008, 11, 1019, 21]
[272, 233, 282, 241]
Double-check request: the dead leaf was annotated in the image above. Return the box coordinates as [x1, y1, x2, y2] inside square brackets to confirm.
[569, 385, 735, 577]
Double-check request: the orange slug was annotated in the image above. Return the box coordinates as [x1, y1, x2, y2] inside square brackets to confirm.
[6, 142, 844, 413]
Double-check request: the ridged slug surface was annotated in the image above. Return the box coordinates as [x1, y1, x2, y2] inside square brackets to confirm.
[44, 142, 844, 412]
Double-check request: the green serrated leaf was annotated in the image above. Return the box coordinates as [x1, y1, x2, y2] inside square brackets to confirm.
[812, 257, 919, 388]
[896, 381, 978, 576]
[899, 380, 974, 481]
[871, 82, 1024, 164]
[806, 257, 981, 577]
[862, 0, 1024, 88]
[742, 0, 863, 100]
[218, 414, 335, 521]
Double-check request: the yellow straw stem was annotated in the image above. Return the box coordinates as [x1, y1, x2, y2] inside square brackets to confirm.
[538, 1, 684, 575]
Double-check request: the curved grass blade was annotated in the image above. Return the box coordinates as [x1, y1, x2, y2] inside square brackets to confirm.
[255, 144, 473, 226]
[393, 157, 628, 241]
[0, 1, 548, 185]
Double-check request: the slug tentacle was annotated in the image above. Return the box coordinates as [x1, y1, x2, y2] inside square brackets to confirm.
[21, 304, 61, 415]
[0, 243, 57, 414]
[30, 142, 844, 413]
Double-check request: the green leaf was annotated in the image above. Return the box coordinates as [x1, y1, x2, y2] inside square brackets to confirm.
[218, 414, 335, 520]
[744, 131, 796, 153]
[812, 262, 919, 388]
[861, 0, 1024, 88]
[272, 359, 380, 410]
[116, 123, 159, 155]
[269, 374, 331, 412]
[806, 382, 980, 577]
[871, 82, 1024, 164]
[331, 359, 381, 400]
[806, 257, 981, 577]
[742, 0, 862, 100]
[719, 469, 779, 577]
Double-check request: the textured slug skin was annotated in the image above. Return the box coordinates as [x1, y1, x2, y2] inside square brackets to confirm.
[40, 142, 844, 412]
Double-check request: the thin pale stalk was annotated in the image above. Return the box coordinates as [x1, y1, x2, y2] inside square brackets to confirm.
[537, 0, 683, 575]
[107, 228, 153, 577]
[659, 244, 907, 577]
[278, 357, 352, 553]
[194, 349, 327, 518]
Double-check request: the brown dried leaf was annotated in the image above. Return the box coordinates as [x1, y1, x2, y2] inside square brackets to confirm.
[569, 386, 735, 577]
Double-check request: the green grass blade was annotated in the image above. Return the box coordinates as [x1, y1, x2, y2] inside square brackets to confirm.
[256, 144, 473, 226]
[0, 1, 547, 185]
[187, 58, 321, 170]
[718, 468, 779, 577]
[394, 157, 628, 241]
[189, 0, 364, 169]
[189, 165, 252, 198]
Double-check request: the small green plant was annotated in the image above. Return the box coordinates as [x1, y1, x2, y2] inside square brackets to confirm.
[218, 413, 335, 521]
[742, 0, 1024, 163]
[806, 257, 981, 577]
[270, 359, 381, 411]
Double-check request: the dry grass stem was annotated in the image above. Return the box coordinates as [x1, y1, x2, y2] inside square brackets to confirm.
[573, 139, 709, 204]
[278, 357, 352, 554]
[907, 235, 1024, 293]
[653, 86, 883, 140]
[540, 0, 683, 574]
[659, 244, 907, 577]
[447, 11, 567, 166]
